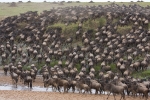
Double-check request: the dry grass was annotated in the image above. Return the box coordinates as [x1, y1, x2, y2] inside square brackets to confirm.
[0, 2, 150, 20]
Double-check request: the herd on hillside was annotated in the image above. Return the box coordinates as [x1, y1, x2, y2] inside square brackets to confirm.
[1, 3, 150, 100]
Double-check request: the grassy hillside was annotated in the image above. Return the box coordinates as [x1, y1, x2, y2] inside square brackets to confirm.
[0, 2, 150, 20]
[0, 1, 150, 79]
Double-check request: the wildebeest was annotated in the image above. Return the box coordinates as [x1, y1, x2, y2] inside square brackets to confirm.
[3, 65, 9, 75]
[106, 80, 125, 100]
[10, 71, 18, 88]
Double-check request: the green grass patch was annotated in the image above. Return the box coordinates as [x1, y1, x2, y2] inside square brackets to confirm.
[133, 55, 144, 62]
[22, 65, 31, 70]
[110, 63, 117, 72]
[17, 22, 27, 29]
[36, 61, 45, 70]
[50, 59, 58, 67]
[94, 65, 101, 78]
[75, 63, 81, 72]
[98, 17, 107, 27]
[112, 18, 119, 24]
[47, 17, 106, 39]
[47, 22, 78, 37]
[94, 65, 101, 72]
[82, 17, 106, 31]
[72, 40, 82, 47]
[117, 25, 132, 34]
[61, 60, 66, 67]
[132, 69, 150, 79]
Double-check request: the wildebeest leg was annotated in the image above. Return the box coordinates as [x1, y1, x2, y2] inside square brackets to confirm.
[16, 81, 17, 88]
[28, 82, 29, 88]
[63, 87, 65, 93]
[89, 89, 92, 94]
[72, 86, 75, 93]
[30, 81, 32, 89]
[122, 92, 125, 100]
[58, 86, 61, 93]
[79, 89, 81, 93]
[13, 79, 17, 88]
[120, 94, 123, 100]
[83, 89, 86, 94]
[107, 92, 111, 99]
[113, 93, 116, 100]
[4, 69, 8, 75]
[144, 93, 148, 100]
[95, 89, 98, 95]
[126, 89, 130, 96]
[53, 84, 57, 92]
[99, 88, 103, 94]
[67, 86, 70, 92]
[51, 86, 54, 91]
[46, 87, 49, 91]
[4, 71, 7, 75]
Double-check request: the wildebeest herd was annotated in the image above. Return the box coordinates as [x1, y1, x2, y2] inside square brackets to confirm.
[1, 3, 150, 100]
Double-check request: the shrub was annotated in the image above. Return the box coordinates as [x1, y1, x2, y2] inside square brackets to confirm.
[89, 0, 94, 3]
[18, 1, 23, 3]
[76, 1, 80, 3]
[27, 0, 31, 3]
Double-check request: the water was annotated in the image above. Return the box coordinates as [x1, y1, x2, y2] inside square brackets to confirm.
[0, 84, 52, 92]
[0, 84, 99, 94]
[0, 71, 98, 94]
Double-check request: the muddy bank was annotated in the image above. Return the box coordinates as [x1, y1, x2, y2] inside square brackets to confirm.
[0, 90, 144, 100]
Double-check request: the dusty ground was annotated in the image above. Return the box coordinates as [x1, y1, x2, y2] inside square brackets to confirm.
[0, 71, 149, 100]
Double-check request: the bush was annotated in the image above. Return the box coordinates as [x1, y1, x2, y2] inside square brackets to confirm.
[76, 1, 80, 3]
[27, 0, 31, 3]
[67, 1, 72, 3]
[18, 1, 23, 3]
[89, 0, 94, 3]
